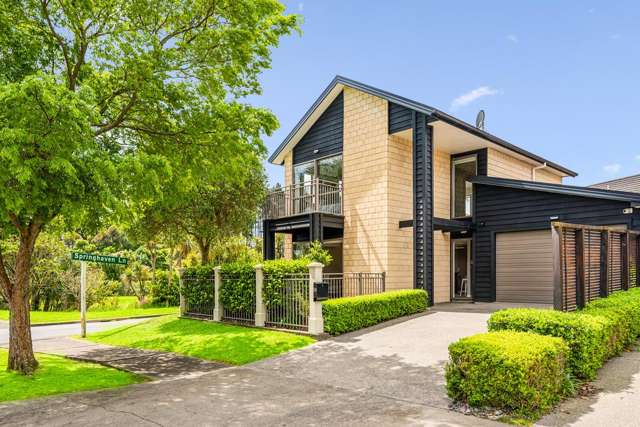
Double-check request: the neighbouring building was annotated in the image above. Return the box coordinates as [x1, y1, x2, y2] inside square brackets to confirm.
[262, 76, 640, 305]
[590, 174, 640, 193]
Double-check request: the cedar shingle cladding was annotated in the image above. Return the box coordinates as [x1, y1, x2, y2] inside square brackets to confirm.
[473, 183, 640, 301]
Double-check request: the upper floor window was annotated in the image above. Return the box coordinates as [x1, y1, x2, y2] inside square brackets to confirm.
[293, 154, 343, 184]
[452, 156, 477, 218]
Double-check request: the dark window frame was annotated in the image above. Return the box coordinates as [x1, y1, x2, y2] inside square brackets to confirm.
[451, 154, 478, 219]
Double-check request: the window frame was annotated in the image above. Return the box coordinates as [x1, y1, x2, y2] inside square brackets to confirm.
[292, 153, 343, 185]
[451, 154, 478, 219]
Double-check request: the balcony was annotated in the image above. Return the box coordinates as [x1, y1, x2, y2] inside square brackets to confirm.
[263, 179, 343, 220]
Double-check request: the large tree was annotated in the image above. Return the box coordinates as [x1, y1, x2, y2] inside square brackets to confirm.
[0, 0, 297, 374]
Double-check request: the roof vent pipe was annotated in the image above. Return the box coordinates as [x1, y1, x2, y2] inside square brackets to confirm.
[532, 162, 548, 181]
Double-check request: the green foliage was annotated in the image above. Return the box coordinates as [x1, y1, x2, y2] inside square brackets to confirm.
[322, 290, 428, 335]
[210, 236, 262, 265]
[219, 262, 255, 313]
[262, 258, 310, 307]
[87, 316, 314, 365]
[446, 331, 572, 418]
[488, 309, 611, 379]
[181, 265, 216, 307]
[147, 271, 180, 307]
[583, 288, 640, 356]
[0, 349, 143, 402]
[303, 241, 332, 266]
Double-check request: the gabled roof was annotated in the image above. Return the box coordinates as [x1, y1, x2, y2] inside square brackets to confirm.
[470, 176, 640, 204]
[590, 173, 640, 193]
[269, 75, 578, 177]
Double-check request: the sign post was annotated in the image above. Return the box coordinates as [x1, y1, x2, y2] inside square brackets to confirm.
[80, 261, 87, 337]
[71, 252, 128, 337]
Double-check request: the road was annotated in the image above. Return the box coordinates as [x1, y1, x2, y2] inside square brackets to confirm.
[0, 318, 148, 346]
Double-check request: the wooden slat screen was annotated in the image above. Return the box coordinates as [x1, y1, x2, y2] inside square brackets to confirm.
[584, 229, 602, 303]
[555, 223, 640, 312]
[608, 232, 623, 294]
[561, 228, 578, 311]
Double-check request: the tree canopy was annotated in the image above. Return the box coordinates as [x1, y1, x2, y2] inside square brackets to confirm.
[0, 0, 298, 374]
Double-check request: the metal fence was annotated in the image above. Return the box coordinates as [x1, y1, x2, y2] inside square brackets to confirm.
[265, 273, 309, 331]
[181, 273, 215, 319]
[553, 222, 640, 311]
[324, 272, 386, 299]
[221, 273, 256, 325]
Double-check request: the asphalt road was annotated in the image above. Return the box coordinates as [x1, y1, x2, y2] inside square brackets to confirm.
[0, 318, 147, 346]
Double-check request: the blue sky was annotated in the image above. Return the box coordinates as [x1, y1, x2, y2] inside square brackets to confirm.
[252, 1, 640, 186]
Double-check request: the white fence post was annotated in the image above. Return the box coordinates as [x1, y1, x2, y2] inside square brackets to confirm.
[213, 266, 222, 321]
[178, 268, 185, 317]
[255, 264, 266, 327]
[308, 262, 324, 335]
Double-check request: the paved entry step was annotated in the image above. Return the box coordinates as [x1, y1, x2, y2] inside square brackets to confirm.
[26, 337, 228, 380]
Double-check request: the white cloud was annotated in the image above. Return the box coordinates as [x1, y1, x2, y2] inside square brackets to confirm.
[450, 86, 500, 111]
[298, 2, 304, 11]
[603, 163, 622, 174]
[635, 154, 640, 161]
[506, 34, 519, 43]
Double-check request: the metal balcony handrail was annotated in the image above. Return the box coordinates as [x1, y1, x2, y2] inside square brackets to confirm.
[263, 178, 343, 219]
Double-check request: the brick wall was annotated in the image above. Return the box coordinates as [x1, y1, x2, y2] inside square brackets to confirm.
[433, 148, 451, 303]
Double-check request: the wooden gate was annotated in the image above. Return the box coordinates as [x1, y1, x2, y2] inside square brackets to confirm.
[552, 222, 640, 311]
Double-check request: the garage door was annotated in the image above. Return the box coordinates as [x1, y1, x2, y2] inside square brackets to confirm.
[496, 230, 553, 304]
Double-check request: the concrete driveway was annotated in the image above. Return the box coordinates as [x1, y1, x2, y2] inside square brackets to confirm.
[1, 310, 500, 426]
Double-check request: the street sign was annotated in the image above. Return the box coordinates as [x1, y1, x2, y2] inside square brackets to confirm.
[71, 252, 128, 265]
[70, 252, 127, 337]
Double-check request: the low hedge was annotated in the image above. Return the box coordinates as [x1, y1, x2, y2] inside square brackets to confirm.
[219, 262, 255, 313]
[321, 289, 428, 335]
[446, 331, 572, 417]
[488, 308, 611, 379]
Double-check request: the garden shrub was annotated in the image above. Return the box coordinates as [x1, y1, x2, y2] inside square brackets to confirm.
[583, 288, 640, 355]
[147, 270, 180, 306]
[446, 331, 572, 418]
[181, 264, 216, 307]
[322, 289, 428, 335]
[219, 262, 255, 313]
[488, 308, 611, 379]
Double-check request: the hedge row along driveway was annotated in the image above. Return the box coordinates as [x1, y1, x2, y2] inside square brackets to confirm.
[447, 288, 640, 422]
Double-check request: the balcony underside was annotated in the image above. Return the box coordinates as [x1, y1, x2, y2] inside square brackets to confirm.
[263, 213, 343, 260]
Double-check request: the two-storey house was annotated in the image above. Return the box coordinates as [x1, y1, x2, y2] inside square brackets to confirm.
[262, 76, 640, 305]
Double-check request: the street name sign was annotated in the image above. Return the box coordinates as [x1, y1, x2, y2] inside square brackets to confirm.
[71, 252, 128, 266]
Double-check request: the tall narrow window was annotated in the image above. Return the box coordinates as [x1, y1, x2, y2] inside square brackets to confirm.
[452, 156, 477, 218]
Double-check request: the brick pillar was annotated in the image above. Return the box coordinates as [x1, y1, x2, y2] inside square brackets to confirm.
[255, 264, 266, 327]
[308, 262, 324, 335]
[213, 266, 222, 321]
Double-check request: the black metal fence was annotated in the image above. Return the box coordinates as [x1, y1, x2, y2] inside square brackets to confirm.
[324, 272, 386, 299]
[181, 273, 215, 319]
[221, 273, 256, 325]
[265, 273, 309, 331]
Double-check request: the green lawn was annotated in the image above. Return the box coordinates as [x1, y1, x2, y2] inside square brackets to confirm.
[86, 316, 315, 365]
[0, 306, 178, 324]
[0, 349, 143, 402]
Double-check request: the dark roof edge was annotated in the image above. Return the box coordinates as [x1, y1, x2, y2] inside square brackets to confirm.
[269, 76, 578, 177]
[470, 176, 640, 203]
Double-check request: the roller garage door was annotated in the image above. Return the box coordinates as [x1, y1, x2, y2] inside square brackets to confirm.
[496, 230, 553, 304]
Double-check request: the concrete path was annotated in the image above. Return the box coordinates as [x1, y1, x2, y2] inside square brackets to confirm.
[29, 337, 227, 380]
[538, 347, 640, 427]
[0, 311, 501, 426]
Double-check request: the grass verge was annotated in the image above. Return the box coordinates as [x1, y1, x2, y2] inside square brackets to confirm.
[86, 316, 315, 365]
[0, 349, 143, 402]
[0, 306, 178, 324]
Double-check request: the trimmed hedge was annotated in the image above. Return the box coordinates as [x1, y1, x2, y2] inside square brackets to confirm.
[446, 331, 571, 417]
[488, 309, 611, 379]
[219, 262, 255, 313]
[181, 265, 216, 307]
[321, 290, 428, 335]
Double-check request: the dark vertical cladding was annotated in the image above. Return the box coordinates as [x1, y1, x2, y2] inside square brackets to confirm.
[473, 184, 640, 301]
[451, 148, 488, 176]
[388, 102, 413, 133]
[293, 91, 344, 164]
[413, 112, 433, 303]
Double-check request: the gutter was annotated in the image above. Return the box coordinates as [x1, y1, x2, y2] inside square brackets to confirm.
[532, 162, 548, 181]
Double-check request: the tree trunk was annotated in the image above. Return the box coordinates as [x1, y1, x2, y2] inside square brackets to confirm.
[6, 223, 41, 374]
[198, 239, 210, 265]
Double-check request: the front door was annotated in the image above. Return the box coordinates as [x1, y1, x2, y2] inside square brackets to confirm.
[452, 239, 472, 299]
